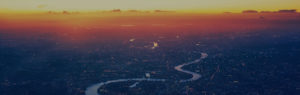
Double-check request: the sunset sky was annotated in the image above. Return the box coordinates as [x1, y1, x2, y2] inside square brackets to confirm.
[0, 0, 300, 12]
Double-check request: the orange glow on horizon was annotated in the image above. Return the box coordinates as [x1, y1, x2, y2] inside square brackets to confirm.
[0, 0, 300, 13]
[1, 12, 299, 30]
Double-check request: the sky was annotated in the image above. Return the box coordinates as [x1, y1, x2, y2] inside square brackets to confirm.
[0, 0, 300, 12]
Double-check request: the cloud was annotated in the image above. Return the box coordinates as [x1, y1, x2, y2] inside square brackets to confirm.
[259, 9, 297, 13]
[111, 9, 121, 12]
[154, 10, 173, 13]
[62, 10, 69, 14]
[277, 9, 297, 13]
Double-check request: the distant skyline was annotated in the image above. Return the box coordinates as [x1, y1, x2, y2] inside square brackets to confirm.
[0, 0, 300, 13]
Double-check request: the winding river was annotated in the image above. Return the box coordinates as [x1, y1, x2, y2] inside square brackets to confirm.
[85, 53, 208, 95]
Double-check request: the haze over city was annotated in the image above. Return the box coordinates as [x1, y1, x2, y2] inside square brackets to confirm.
[0, 0, 299, 95]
